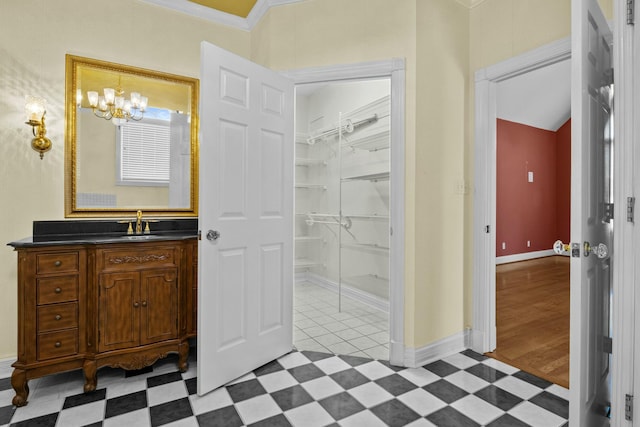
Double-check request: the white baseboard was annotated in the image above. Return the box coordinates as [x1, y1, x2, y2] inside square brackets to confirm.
[0, 357, 13, 379]
[496, 249, 556, 265]
[403, 330, 468, 368]
[467, 327, 494, 355]
[296, 272, 389, 313]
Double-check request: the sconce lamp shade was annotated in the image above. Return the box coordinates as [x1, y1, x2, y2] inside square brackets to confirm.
[24, 96, 46, 125]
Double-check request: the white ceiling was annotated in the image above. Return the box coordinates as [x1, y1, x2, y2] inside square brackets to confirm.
[496, 58, 571, 131]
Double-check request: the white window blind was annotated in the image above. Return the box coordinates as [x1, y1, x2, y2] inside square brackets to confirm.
[118, 120, 170, 186]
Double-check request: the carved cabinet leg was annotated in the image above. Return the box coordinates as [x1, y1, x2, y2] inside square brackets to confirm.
[11, 368, 29, 407]
[83, 360, 97, 393]
[178, 342, 189, 373]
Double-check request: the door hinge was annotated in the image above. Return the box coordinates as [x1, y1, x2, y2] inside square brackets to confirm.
[603, 336, 612, 354]
[628, 197, 635, 223]
[604, 68, 614, 86]
[628, 0, 635, 25]
[626, 394, 634, 421]
[604, 203, 614, 223]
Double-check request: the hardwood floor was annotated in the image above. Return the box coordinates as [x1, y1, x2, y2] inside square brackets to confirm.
[487, 256, 570, 388]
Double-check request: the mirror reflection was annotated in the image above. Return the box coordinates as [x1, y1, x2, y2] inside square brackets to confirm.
[65, 55, 199, 217]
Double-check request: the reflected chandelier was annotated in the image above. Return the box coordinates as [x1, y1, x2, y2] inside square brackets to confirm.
[86, 78, 148, 125]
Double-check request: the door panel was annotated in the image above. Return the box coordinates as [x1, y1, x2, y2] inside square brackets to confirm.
[571, 0, 613, 424]
[216, 248, 247, 351]
[98, 272, 138, 352]
[140, 269, 178, 345]
[259, 244, 284, 333]
[198, 41, 294, 395]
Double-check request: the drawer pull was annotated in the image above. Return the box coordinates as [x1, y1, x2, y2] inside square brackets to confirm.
[55, 315, 62, 321]
[133, 302, 139, 308]
[54, 342, 61, 348]
[54, 261, 62, 267]
[54, 288, 62, 294]
[141, 301, 147, 307]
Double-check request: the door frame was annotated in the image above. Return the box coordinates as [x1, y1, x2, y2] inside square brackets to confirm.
[616, 0, 637, 424]
[282, 59, 406, 366]
[471, 36, 572, 354]
[473, 4, 635, 423]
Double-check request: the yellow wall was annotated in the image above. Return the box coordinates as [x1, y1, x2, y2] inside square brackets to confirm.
[0, 0, 249, 359]
[415, 0, 469, 345]
[0, 0, 616, 360]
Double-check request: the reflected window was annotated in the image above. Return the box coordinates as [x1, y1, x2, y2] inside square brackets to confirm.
[116, 110, 170, 186]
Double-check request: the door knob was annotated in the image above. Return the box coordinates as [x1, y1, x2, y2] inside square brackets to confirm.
[553, 240, 570, 255]
[584, 241, 609, 259]
[206, 230, 220, 241]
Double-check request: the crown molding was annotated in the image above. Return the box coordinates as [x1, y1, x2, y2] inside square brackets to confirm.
[137, 0, 304, 31]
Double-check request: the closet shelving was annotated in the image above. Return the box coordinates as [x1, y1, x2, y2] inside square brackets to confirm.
[337, 95, 390, 307]
[295, 93, 390, 310]
[295, 183, 327, 190]
[341, 171, 390, 182]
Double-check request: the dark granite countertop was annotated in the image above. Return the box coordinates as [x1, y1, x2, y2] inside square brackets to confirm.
[8, 219, 198, 248]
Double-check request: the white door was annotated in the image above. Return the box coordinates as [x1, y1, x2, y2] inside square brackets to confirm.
[197, 41, 294, 395]
[570, 0, 613, 425]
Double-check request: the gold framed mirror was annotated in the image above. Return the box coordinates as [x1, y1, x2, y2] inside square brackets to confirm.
[65, 54, 199, 217]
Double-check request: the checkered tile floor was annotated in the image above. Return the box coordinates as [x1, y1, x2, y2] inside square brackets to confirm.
[0, 348, 568, 426]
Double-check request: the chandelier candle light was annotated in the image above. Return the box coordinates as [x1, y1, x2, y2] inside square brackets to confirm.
[86, 77, 148, 125]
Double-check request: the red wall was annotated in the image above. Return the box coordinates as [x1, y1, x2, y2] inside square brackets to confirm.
[496, 119, 571, 257]
[555, 119, 571, 243]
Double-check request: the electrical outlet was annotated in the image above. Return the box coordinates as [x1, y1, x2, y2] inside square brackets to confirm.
[528, 171, 534, 183]
[502, 242, 506, 250]
[527, 240, 531, 247]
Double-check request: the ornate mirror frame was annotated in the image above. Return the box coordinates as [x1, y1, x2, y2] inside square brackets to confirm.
[65, 54, 199, 217]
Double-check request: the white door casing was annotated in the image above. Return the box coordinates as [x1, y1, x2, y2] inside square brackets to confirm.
[282, 59, 406, 366]
[570, 0, 613, 424]
[471, 37, 572, 354]
[197, 41, 294, 395]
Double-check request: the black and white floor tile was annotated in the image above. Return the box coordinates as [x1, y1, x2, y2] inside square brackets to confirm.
[0, 349, 568, 426]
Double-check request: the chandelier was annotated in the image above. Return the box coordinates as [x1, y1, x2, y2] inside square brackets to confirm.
[86, 78, 148, 125]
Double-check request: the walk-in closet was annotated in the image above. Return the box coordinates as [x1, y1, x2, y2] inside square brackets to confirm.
[294, 79, 391, 359]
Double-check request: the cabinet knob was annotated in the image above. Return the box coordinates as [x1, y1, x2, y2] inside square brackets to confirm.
[133, 302, 139, 308]
[141, 301, 147, 307]
[54, 342, 61, 348]
[55, 315, 62, 321]
[54, 287, 62, 294]
[54, 260, 62, 267]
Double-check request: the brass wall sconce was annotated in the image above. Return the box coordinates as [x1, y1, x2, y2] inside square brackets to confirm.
[24, 96, 52, 159]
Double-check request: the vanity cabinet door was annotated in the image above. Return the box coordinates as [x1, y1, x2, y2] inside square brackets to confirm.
[98, 272, 139, 352]
[140, 268, 178, 345]
[98, 268, 179, 352]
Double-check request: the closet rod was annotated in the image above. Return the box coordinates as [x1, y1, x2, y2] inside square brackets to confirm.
[306, 114, 378, 145]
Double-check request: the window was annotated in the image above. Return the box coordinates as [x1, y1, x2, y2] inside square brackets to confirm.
[117, 118, 170, 186]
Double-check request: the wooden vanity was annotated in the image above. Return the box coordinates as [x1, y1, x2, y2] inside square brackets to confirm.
[8, 221, 197, 407]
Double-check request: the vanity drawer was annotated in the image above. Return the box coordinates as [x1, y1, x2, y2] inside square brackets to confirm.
[37, 276, 79, 304]
[36, 252, 80, 275]
[37, 303, 78, 333]
[37, 330, 78, 361]
[98, 247, 177, 272]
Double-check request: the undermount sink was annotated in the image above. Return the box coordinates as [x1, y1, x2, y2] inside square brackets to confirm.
[122, 234, 164, 240]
